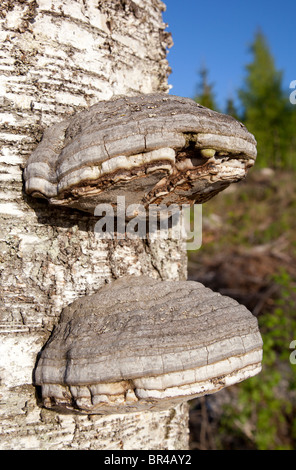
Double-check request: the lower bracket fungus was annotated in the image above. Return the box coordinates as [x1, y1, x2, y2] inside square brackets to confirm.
[34, 276, 263, 415]
[24, 94, 257, 215]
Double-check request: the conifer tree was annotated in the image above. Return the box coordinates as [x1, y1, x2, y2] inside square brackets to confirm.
[225, 97, 241, 121]
[194, 65, 218, 111]
[239, 31, 293, 168]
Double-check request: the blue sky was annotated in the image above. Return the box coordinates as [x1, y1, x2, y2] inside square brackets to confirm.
[163, 0, 296, 111]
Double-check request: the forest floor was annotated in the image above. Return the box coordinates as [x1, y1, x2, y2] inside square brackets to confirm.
[187, 168, 296, 450]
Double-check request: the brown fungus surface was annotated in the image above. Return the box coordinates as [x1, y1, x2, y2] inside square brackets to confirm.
[34, 276, 263, 415]
[24, 94, 257, 214]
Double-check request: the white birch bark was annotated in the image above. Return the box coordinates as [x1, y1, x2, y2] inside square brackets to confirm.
[0, 0, 189, 450]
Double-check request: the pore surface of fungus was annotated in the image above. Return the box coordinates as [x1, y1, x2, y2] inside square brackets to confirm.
[24, 94, 257, 214]
[34, 276, 263, 414]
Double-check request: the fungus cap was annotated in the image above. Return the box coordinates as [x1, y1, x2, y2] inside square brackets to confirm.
[24, 94, 257, 214]
[35, 276, 263, 414]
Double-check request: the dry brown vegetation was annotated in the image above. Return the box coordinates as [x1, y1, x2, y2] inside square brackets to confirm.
[188, 168, 296, 450]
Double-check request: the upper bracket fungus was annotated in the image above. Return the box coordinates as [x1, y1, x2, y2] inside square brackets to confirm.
[24, 94, 257, 214]
[34, 276, 263, 415]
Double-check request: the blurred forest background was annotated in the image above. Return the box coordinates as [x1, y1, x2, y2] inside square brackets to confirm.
[188, 31, 296, 450]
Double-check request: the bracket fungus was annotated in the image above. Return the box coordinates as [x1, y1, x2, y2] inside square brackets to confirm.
[34, 276, 263, 415]
[24, 94, 257, 214]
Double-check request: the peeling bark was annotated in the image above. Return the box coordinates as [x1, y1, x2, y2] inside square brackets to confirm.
[0, 0, 189, 450]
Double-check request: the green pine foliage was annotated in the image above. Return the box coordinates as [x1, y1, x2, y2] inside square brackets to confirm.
[238, 31, 296, 169]
[194, 65, 218, 111]
[194, 31, 296, 170]
[225, 97, 240, 121]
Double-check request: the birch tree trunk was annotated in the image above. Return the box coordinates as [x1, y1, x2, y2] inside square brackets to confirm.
[0, 0, 190, 449]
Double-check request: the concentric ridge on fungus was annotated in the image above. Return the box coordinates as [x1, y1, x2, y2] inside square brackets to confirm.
[34, 276, 263, 414]
[24, 94, 257, 214]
